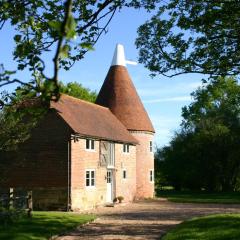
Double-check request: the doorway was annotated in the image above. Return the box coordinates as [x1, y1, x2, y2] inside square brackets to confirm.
[106, 170, 113, 202]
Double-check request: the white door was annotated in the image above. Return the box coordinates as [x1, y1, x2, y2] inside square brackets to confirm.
[106, 170, 113, 202]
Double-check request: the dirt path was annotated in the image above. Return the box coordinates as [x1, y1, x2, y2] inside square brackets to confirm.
[57, 199, 240, 240]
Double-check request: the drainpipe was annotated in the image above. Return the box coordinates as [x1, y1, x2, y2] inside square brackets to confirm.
[67, 139, 71, 211]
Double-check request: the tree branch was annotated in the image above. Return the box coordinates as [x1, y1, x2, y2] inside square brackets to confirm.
[52, 0, 72, 100]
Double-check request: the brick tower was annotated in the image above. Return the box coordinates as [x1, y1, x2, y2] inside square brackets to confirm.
[96, 44, 155, 198]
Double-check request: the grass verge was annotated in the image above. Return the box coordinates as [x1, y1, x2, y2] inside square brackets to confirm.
[156, 190, 240, 204]
[162, 214, 240, 240]
[0, 211, 95, 240]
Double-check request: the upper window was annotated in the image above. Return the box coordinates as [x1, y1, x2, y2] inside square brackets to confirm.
[86, 170, 95, 187]
[150, 170, 154, 182]
[150, 141, 153, 152]
[123, 144, 130, 153]
[86, 139, 95, 150]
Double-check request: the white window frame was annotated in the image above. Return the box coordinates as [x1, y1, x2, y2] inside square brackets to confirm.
[123, 144, 130, 153]
[85, 169, 95, 188]
[123, 169, 127, 180]
[150, 141, 153, 153]
[150, 169, 154, 183]
[85, 139, 95, 151]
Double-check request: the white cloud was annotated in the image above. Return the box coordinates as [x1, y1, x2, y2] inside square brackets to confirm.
[143, 96, 192, 104]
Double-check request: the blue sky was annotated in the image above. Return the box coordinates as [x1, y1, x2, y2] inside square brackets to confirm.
[1, 7, 206, 148]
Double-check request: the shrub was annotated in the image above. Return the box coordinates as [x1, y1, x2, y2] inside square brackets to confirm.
[117, 196, 124, 203]
[0, 207, 25, 226]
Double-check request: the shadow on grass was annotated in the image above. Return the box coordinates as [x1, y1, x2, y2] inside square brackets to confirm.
[162, 214, 240, 240]
[0, 212, 95, 240]
[156, 190, 240, 204]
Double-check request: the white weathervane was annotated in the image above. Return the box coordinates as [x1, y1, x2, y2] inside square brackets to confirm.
[111, 44, 137, 67]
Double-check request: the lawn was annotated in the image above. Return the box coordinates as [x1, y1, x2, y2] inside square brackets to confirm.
[0, 211, 95, 240]
[156, 190, 240, 204]
[162, 214, 240, 240]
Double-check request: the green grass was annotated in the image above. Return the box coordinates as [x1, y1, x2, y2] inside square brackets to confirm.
[162, 214, 240, 240]
[0, 211, 95, 240]
[156, 190, 240, 204]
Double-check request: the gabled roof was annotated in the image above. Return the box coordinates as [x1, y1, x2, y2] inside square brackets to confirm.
[51, 94, 138, 144]
[96, 45, 155, 133]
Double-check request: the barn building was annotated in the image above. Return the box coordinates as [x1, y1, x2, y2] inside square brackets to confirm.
[0, 44, 155, 210]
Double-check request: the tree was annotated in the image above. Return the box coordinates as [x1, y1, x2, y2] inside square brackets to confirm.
[0, 0, 158, 107]
[136, 1, 240, 78]
[0, 81, 97, 151]
[59, 82, 97, 102]
[155, 77, 240, 191]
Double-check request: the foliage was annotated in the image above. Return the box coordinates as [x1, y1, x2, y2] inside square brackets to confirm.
[0, 0, 159, 107]
[0, 88, 47, 151]
[0, 211, 95, 240]
[162, 214, 240, 240]
[156, 191, 240, 204]
[136, 1, 240, 77]
[0, 207, 25, 226]
[60, 81, 97, 102]
[155, 77, 240, 191]
[0, 81, 96, 151]
[117, 196, 124, 203]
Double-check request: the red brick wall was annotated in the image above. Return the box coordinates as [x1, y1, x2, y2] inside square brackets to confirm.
[115, 143, 136, 202]
[70, 138, 107, 210]
[0, 110, 72, 188]
[130, 131, 154, 198]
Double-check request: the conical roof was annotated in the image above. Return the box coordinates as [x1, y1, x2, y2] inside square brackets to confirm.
[96, 44, 155, 133]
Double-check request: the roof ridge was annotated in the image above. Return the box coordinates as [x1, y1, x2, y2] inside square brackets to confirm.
[60, 94, 109, 110]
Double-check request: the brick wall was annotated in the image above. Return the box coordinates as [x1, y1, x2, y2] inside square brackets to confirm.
[130, 131, 154, 199]
[0, 110, 72, 209]
[70, 139, 137, 210]
[71, 138, 107, 210]
[115, 143, 136, 202]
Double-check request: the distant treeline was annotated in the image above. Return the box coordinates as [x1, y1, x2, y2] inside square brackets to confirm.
[155, 77, 240, 192]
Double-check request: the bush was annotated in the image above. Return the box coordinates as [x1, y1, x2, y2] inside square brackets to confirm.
[0, 207, 25, 226]
[117, 196, 124, 203]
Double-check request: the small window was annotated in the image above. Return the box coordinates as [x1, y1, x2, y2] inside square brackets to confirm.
[150, 170, 154, 182]
[123, 170, 127, 179]
[107, 171, 112, 183]
[86, 170, 95, 187]
[86, 139, 95, 150]
[150, 141, 153, 152]
[123, 144, 130, 153]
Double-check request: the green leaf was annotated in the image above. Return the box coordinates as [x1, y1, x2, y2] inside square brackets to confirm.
[65, 15, 76, 40]
[48, 21, 62, 32]
[80, 42, 94, 51]
[60, 44, 70, 59]
[14, 35, 21, 42]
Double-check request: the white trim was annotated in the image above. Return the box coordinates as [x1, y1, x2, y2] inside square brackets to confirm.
[123, 143, 130, 154]
[149, 169, 154, 183]
[85, 149, 96, 152]
[85, 169, 96, 188]
[85, 139, 95, 151]
[150, 141, 153, 153]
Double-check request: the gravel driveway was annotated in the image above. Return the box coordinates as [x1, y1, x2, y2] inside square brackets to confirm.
[57, 198, 240, 240]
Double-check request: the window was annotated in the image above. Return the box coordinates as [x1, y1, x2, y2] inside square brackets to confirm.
[86, 139, 95, 150]
[107, 171, 112, 183]
[123, 144, 130, 153]
[123, 170, 127, 179]
[86, 170, 95, 187]
[150, 170, 154, 182]
[150, 141, 153, 152]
